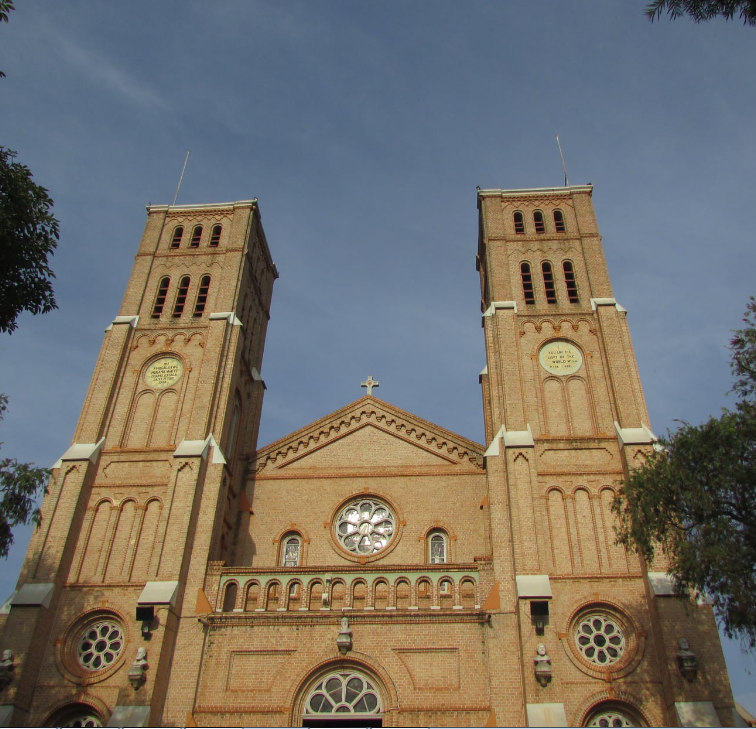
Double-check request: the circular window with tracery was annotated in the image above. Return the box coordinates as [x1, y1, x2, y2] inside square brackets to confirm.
[576, 614, 626, 666]
[76, 620, 124, 671]
[336, 499, 395, 556]
[304, 671, 382, 718]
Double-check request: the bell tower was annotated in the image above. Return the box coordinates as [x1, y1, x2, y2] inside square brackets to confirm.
[0, 200, 277, 727]
[477, 186, 734, 727]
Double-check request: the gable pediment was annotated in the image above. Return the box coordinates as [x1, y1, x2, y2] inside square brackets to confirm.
[253, 397, 484, 476]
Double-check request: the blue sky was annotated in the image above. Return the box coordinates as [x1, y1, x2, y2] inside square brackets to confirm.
[1, 0, 754, 713]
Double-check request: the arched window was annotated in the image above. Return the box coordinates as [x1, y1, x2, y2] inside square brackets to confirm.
[554, 209, 566, 233]
[151, 276, 170, 318]
[171, 276, 190, 317]
[47, 703, 104, 728]
[534, 210, 546, 233]
[222, 582, 238, 612]
[563, 261, 579, 303]
[190, 225, 203, 247]
[584, 702, 646, 727]
[395, 579, 410, 609]
[352, 580, 367, 610]
[521, 262, 535, 305]
[193, 275, 211, 317]
[428, 530, 447, 564]
[170, 226, 183, 249]
[281, 534, 302, 567]
[513, 211, 525, 234]
[303, 671, 382, 721]
[288, 581, 302, 611]
[266, 582, 280, 611]
[439, 579, 453, 609]
[210, 224, 222, 247]
[373, 579, 389, 609]
[245, 582, 260, 611]
[542, 262, 557, 303]
[417, 578, 432, 609]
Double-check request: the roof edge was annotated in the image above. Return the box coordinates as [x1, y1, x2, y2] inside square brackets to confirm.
[477, 185, 593, 199]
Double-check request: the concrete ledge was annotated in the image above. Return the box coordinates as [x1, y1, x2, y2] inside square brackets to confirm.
[173, 435, 226, 464]
[526, 703, 568, 727]
[516, 575, 552, 599]
[138, 581, 179, 606]
[52, 438, 105, 468]
[675, 701, 721, 727]
[647, 572, 678, 596]
[104, 314, 139, 331]
[209, 311, 243, 325]
[106, 706, 151, 727]
[482, 300, 517, 317]
[504, 424, 534, 448]
[615, 421, 657, 446]
[0, 706, 14, 728]
[591, 297, 627, 313]
[11, 583, 54, 608]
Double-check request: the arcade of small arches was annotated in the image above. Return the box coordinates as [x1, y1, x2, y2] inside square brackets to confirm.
[219, 573, 479, 613]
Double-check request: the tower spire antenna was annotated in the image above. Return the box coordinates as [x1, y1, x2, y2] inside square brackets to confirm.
[172, 150, 190, 206]
[556, 135, 569, 187]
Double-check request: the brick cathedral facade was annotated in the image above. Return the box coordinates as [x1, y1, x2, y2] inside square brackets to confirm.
[0, 187, 736, 727]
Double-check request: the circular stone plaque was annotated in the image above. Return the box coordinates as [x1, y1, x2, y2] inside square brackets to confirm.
[539, 340, 583, 376]
[144, 357, 183, 389]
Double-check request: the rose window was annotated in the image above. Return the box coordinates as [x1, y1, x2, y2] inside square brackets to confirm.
[336, 499, 395, 555]
[576, 615, 626, 666]
[76, 620, 124, 671]
[587, 710, 635, 727]
[305, 671, 381, 716]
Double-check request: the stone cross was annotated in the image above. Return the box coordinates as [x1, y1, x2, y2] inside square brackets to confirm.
[361, 375, 379, 396]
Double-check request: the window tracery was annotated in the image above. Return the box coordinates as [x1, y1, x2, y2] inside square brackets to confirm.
[304, 671, 381, 717]
[335, 498, 395, 555]
[76, 620, 124, 672]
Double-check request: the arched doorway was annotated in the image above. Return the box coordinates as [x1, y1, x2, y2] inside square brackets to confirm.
[301, 669, 383, 727]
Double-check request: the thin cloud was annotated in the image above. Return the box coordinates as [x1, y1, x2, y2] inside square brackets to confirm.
[51, 32, 169, 113]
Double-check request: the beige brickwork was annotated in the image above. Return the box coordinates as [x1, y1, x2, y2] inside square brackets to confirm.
[0, 187, 735, 728]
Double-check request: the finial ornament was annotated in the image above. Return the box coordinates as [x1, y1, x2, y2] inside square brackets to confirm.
[361, 375, 380, 396]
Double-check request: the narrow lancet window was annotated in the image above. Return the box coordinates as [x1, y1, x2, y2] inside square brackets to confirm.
[193, 275, 211, 317]
[554, 209, 566, 233]
[513, 211, 525, 234]
[429, 532, 447, 564]
[521, 262, 535, 305]
[210, 224, 222, 247]
[172, 276, 190, 317]
[151, 277, 170, 318]
[170, 226, 184, 249]
[190, 225, 202, 247]
[542, 262, 557, 303]
[282, 535, 301, 567]
[563, 260, 579, 303]
[534, 211, 546, 233]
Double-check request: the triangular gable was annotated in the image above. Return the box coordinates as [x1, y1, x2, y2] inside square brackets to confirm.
[253, 396, 484, 475]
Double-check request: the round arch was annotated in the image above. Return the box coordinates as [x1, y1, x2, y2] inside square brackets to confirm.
[289, 656, 397, 728]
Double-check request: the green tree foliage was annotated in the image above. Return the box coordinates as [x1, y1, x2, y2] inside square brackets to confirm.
[0, 146, 59, 334]
[614, 298, 756, 650]
[646, 0, 756, 25]
[0, 395, 49, 559]
[0, 1, 14, 78]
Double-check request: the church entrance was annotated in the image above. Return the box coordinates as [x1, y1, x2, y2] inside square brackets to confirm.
[301, 670, 383, 728]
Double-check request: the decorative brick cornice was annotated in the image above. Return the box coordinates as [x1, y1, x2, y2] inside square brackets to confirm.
[254, 397, 484, 472]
